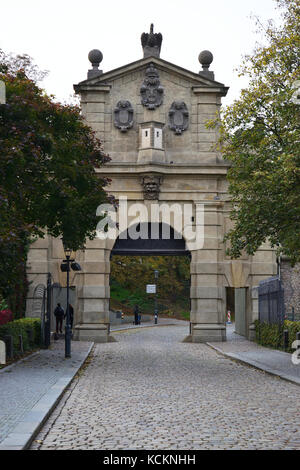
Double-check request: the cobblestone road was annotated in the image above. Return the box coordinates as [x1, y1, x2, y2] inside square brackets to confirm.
[31, 325, 300, 450]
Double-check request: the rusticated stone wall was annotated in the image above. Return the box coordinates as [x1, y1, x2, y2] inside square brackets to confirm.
[280, 259, 300, 316]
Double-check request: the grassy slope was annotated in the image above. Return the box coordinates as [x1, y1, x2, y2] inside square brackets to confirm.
[110, 281, 190, 320]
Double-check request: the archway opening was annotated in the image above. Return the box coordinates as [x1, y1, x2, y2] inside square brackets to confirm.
[109, 223, 191, 327]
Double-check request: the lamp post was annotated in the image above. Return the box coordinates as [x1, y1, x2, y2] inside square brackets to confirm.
[154, 269, 159, 324]
[45, 272, 52, 349]
[63, 246, 72, 358]
[61, 243, 81, 358]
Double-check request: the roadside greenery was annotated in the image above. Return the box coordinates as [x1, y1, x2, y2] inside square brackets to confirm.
[110, 256, 190, 318]
[0, 317, 41, 357]
[0, 51, 110, 315]
[255, 319, 300, 352]
[209, 0, 300, 263]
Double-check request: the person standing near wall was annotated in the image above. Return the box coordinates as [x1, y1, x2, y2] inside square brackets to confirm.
[54, 303, 64, 334]
[134, 305, 140, 325]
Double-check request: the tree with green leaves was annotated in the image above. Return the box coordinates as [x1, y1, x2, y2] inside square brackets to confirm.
[110, 255, 190, 315]
[210, 0, 300, 263]
[0, 51, 110, 314]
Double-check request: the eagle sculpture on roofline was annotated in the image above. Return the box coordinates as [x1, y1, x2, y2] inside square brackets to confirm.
[141, 24, 163, 58]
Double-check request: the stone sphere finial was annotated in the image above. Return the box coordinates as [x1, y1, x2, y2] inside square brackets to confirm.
[87, 49, 103, 79]
[198, 50, 213, 69]
[88, 49, 103, 67]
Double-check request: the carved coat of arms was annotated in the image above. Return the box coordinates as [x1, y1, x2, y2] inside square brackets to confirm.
[114, 100, 134, 132]
[140, 63, 164, 110]
[168, 101, 189, 135]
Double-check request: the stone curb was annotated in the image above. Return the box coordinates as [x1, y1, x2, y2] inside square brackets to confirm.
[207, 343, 300, 386]
[110, 322, 183, 333]
[0, 343, 94, 450]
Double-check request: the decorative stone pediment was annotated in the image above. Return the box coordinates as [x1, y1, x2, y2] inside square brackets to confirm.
[75, 56, 228, 94]
[168, 101, 189, 135]
[114, 100, 134, 132]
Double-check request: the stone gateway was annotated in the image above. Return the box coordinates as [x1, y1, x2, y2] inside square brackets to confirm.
[25, 26, 276, 343]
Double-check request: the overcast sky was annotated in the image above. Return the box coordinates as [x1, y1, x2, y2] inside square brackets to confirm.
[1, 0, 282, 106]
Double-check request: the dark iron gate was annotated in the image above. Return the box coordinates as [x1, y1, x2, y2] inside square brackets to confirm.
[258, 276, 285, 325]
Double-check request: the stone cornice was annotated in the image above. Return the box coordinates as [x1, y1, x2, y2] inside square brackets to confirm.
[95, 162, 229, 176]
[192, 86, 229, 97]
[74, 84, 111, 94]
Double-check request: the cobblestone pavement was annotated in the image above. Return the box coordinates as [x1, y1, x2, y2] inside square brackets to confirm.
[30, 325, 300, 450]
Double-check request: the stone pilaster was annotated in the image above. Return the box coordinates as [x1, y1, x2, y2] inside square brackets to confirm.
[190, 202, 226, 342]
[73, 239, 111, 343]
[26, 236, 50, 318]
[248, 286, 258, 341]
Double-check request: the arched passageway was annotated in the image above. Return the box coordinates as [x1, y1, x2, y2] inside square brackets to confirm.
[112, 222, 190, 257]
[110, 223, 191, 330]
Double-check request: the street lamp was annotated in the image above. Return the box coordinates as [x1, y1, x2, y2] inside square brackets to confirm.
[64, 246, 72, 258]
[154, 270, 159, 324]
[60, 242, 81, 358]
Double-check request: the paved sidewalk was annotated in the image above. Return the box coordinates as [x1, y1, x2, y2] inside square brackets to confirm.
[0, 340, 93, 450]
[208, 324, 300, 385]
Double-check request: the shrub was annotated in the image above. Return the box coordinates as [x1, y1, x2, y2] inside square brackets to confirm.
[0, 317, 41, 356]
[284, 320, 300, 351]
[160, 309, 174, 317]
[0, 309, 13, 326]
[180, 311, 190, 320]
[255, 320, 300, 353]
[0, 298, 8, 310]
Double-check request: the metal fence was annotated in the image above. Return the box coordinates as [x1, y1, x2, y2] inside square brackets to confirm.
[285, 309, 300, 322]
[34, 273, 52, 349]
[258, 276, 285, 325]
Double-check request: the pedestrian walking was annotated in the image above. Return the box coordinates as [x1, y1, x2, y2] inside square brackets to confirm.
[54, 303, 64, 334]
[134, 305, 140, 325]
